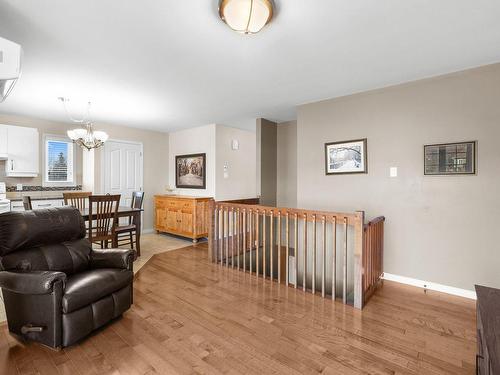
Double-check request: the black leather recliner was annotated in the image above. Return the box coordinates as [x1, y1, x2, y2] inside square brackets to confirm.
[0, 207, 135, 348]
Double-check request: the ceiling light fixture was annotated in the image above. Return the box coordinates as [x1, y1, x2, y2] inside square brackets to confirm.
[219, 0, 274, 34]
[58, 97, 109, 151]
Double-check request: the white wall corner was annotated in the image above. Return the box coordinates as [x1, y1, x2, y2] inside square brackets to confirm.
[383, 273, 477, 300]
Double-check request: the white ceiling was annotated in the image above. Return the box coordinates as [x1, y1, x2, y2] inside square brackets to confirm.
[1, 0, 500, 132]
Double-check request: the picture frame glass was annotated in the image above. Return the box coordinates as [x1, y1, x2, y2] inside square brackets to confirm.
[424, 142, 475, 175]
[176, 153, 206, 188]
[325, 139, 367, 174]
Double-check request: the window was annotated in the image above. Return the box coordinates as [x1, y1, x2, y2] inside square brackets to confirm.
[44, 135, 75, 186]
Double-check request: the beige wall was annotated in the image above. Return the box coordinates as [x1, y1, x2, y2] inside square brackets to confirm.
[277, 121, 297, 208]
[168, 124, 216, 197]
[256, 118, 277, 206]
[296, 63, 500, 291]
[0, 113, 169, 231]
[215, 125, 256, 201]
[168, 124, 257, 201]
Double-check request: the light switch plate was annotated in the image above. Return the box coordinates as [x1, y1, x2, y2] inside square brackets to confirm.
[16, 183, 23, 191]
[231, 139, 239, 150]
[390, 167, 398, 177]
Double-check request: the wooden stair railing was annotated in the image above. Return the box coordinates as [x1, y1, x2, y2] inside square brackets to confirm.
[363, 216, 385, 304]
[208, 201, 384, 309]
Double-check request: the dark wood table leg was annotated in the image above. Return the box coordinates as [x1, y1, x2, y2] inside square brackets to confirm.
[135, 211, 141, 257]
[111, 230, 118, 248]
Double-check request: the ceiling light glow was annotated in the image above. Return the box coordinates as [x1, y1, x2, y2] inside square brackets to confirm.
[219, 0, 274, 34]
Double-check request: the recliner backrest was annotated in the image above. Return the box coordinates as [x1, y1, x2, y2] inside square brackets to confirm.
[0, 207, 91, 274]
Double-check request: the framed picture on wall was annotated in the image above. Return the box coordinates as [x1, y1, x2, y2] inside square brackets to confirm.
[424, 141, 476, 175]
[176, 153, 206, 189]
[324, 139, 367, 175]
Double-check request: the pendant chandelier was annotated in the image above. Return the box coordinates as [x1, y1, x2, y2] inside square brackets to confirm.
[218, 0, 274, 34]
[59, 97, 109, 151]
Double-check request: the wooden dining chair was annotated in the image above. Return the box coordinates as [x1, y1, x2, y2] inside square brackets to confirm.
[22, 196, 32, 210]
[114, 191, 144, 252]
[88, 194, 121, 249]
[63, 192, 92, 209]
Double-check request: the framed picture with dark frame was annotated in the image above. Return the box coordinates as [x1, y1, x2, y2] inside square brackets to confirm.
[424, 141, 476, 175]
[175, 153, 206, 189]
[324, 138, 368, 175]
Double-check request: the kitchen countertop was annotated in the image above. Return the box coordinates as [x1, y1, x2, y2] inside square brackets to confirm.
[9, 196, 64, 202]
[6, 191, 73, 201]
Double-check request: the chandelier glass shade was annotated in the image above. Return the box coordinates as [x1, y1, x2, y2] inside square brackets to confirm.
[219, 0, 273, 34]
[67, 123, 108, 151]
[59, 97, 109, 150]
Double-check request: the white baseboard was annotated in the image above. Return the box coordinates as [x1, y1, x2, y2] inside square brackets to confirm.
[383, 273, 477, 300]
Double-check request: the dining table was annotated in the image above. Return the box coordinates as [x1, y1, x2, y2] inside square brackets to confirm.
[78, 206, 144, 257]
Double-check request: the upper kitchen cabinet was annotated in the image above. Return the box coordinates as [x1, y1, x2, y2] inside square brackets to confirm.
[1, 125, 39, 177]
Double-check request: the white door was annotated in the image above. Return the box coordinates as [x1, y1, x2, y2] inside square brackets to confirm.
[103, 140, 143, 208]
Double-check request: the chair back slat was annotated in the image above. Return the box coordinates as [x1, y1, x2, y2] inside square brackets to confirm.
[63, 192, 92, 210]
[88, 195, 120, 243]
[130, 191, 144, 224]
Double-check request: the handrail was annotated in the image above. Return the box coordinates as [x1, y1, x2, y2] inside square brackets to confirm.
[364, 216, 385, 228]
[213, 202, 361, 225]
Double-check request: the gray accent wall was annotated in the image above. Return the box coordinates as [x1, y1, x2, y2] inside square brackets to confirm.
[257, 118, 277, 206]
[277, 121, 297, 208]
[296, 63, 500, 291]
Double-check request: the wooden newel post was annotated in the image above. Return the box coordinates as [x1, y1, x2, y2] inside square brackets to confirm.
[353, 210, 365, 309]
[208, 199, 215, 262]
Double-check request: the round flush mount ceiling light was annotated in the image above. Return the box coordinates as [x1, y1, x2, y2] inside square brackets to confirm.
[219, 0, 274, 34]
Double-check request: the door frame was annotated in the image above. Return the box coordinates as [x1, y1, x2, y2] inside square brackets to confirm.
[100, 139, 144, 195]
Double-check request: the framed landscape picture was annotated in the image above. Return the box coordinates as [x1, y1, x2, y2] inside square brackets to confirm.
[176, 153, 206, 189]
[424, 141, 476, 175]
[325, 139, 367, 175]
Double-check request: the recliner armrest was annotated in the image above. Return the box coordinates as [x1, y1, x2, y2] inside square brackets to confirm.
[90, 249, 135, 271]
[0, 271, 66, 295]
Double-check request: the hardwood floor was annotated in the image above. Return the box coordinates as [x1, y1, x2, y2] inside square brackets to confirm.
[0, 243, 477, 374]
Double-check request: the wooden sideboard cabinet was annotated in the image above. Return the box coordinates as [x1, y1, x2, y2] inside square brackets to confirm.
[154, 195, 213, 243]
[475, 285, 500, 375]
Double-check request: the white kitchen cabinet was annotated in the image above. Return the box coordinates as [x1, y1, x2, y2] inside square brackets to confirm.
[0, 125, 7, 158]
[9, 200, 24, 212]
[4, 125, 39, 177]
[31, 199, 64, 210]
[10, 198, 64, 211]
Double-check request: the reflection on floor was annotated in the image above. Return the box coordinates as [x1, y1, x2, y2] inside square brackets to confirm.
[0, 243, 476, 375]
[133, 233, 192, 273]
[0, 233, 193, 323]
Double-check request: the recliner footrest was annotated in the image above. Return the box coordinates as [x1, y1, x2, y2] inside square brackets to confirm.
[62, 284, 132, 347]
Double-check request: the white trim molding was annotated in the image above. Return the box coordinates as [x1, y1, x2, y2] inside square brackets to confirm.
[383, 273, 477, 300]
